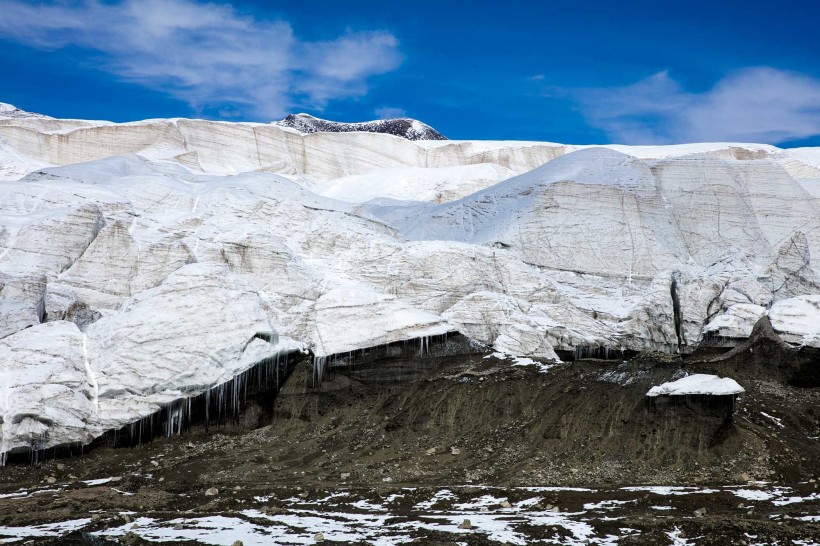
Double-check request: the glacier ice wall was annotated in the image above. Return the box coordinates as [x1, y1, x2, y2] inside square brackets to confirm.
[0, 105, 819, 457]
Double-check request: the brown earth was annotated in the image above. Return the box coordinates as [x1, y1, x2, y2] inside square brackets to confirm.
[0, 324, 818, 543]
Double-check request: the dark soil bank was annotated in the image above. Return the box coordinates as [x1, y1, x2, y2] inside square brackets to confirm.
[0, 324, 818, 543]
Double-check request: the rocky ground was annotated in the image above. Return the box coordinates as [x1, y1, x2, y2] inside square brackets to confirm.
[0, 328, 818, 544]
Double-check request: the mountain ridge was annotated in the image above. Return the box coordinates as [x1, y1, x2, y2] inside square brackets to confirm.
[0, 102, 50, 119]
[274, 112, 447, 141]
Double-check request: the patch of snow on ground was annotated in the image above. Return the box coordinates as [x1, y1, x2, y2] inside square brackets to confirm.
[646, 374, 744, 397]
[620, 486, 719, 495]
[731, 489, 780, 501]
[486, 352, 556, 373]
[111, 488, 134, 496]
[519, 486, 596, 492]
[452, 495, 507, 510]
[760, 411, 785, 429]
[81, 477, 119, 486]
[414, 489, 457, 510]
[514, 497, 544, 509]
[667, 525, 697, 545]
[0, 491, 28, 500]
[350, 499, 389, 512]
[772, 492, 820, 506]
[5, 487, 816, 545]
[728, 486, 819, 505]
[584, 499, 637, 511]
[307, 492, 350, 504]
[0, 519, 91, 541]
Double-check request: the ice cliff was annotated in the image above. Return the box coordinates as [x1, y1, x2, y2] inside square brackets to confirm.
[0, 103, 819, 459]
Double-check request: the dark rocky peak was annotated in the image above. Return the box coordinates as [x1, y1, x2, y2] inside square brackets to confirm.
[274, 113, 446, 141]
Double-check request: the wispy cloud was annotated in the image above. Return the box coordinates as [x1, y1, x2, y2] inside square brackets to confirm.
[374, 106, 407, 119]
[0, 0, 402, 119]
[575, 68, 820, 144]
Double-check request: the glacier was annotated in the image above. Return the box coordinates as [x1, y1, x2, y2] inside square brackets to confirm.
[0, 102, 819, 460]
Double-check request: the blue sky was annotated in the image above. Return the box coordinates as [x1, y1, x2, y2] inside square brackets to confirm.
[0, 0, 818, 145]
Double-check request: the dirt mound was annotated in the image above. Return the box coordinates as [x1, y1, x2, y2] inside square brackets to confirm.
[695, 316, 820, 388]
[1, 342, 818, 542]
[259, 350, 817, 488]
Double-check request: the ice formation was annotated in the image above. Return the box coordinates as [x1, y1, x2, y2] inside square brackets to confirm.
[646, 374, 745, 397]
[0, 102, 818, 458]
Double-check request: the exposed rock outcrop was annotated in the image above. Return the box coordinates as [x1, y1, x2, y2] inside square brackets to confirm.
[275, 113, 447, 141]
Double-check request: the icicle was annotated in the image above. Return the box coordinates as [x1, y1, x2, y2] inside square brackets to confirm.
[205, 388, 211, 426]
[30, 348, 300, 456]
[313, 355, 327, 386]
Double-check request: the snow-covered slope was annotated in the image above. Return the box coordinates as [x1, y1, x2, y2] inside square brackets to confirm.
[0, 105, 819, 460]
[310, 163, 516, 203]
[274, 113, 447, 141]
[0, 102, 50, 120]
[390, 148, 820, 279]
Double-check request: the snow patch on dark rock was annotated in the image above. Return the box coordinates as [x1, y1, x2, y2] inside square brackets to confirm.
[274, 113, 446, 141]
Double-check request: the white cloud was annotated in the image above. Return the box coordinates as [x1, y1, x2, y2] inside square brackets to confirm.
[0, 0, 402, 119]
[576, 68, 820, 144]
[374, 106, 407, 119]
